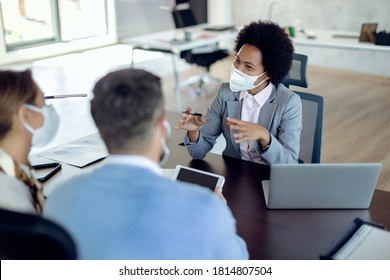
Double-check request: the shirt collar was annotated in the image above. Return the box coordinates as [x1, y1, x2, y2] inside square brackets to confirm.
[104, 154, 163, 176]
[239, 82, 274, 108]
[0, 148, 31, 177]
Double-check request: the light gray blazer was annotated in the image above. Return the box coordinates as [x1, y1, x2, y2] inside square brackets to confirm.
[184, 83, 302, 165]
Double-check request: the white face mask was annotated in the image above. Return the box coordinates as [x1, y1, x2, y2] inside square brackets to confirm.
[158, 120, 171, 166]
[229, 64, 268, 92]
[22, 104, 60, 147]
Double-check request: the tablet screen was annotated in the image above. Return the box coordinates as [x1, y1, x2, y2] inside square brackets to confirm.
[175, 166, 224, 191]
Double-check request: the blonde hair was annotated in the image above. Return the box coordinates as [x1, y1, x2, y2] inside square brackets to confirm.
[0, 69, 38, 140]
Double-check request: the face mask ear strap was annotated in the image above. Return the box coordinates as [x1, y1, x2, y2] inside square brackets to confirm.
[257, 71, 268, 78]
[24, 104, 43, 113]
[162, 119, 171, 138]
[157, 118, 171, 138]
[157, 119, 171, 166]
[253, 71, 270, 88]
[20, 118, 35, 134]
[19, 104, 41, 134]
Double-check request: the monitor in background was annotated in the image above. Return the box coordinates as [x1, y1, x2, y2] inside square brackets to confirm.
[172, 8, 196, 28]
[189, 0, 207, 25]
[172, 0, 207, 28]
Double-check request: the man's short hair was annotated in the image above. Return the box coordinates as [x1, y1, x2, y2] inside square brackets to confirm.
[91, 68, 164, 152]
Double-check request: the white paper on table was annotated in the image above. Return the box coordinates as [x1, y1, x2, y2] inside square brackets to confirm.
[38, 133, 109, 168]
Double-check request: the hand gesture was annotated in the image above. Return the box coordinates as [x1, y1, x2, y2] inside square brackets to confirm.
[175, 107, 205, 132]
[227, 117, 270, 147]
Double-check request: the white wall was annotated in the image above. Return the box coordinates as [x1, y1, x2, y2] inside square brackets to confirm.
[115, 0, 174, 38]
[115, 0, 208, 39]
[208, 0, 233, 26]
[233, 0, 390, 32]
[232, 0, 390, 77]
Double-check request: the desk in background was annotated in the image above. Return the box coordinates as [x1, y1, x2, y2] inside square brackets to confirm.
[38, 111, 390, 259]
[293, 29, 390, 52]
[120, 25, 236, 111]
[292, 29, 390, 77]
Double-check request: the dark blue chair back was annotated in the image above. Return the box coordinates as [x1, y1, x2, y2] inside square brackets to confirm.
[295, 91, 324, 163]
[283, 53, 324, 163]
[0, 208, 77, 259]
[282, 53, 309, 88]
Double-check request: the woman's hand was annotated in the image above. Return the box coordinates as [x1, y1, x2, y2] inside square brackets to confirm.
[227, 117, 270, 148]
[175, 107, 205, 131]
[175, 107, 205, 143]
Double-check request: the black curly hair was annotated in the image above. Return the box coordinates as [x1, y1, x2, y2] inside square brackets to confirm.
[235, 20, 294, 85]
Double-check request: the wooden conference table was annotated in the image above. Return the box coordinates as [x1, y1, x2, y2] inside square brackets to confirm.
[41, 111, 390, 260]
[163, 112, 390, 260]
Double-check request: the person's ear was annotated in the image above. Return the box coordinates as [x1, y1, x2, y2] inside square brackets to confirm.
[17, 105, 29, 124]
[154, 118, 163, 138]
[16, 104, 42, 131]
[158, 118, 165, 135]
[157, 116, 170, 138]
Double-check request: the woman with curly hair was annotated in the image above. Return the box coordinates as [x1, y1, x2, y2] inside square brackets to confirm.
[176, 20, 302, 165]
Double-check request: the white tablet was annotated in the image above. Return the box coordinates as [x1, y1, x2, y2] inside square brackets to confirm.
[172, 165, 225, 191]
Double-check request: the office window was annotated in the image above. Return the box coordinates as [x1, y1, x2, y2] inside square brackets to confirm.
[0, 0, 57, 49]
[58, 0, 107, 41]
[0, 0, 107, 51]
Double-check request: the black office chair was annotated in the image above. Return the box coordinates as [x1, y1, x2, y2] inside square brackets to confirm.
[282, 53, 309, 88]
[282, 53, 324, 163]
[0, 208, 77, 260]
[171, 4, 229, 94]
[295, 91, 324, 163]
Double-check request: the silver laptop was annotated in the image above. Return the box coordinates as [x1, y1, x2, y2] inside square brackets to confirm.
[262, 163, 382, 209]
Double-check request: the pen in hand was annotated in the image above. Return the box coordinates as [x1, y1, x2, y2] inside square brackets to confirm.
[45, 93, 87, 99]
[181, 110, 203, 117]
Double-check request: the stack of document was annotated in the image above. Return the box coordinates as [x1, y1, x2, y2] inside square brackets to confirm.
[38, 133, 109, 168]
[321, 218, 390, 260]
[332, 224, 390, 260]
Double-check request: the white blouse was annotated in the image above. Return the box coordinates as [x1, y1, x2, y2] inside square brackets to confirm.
[0, 148, 37, 214]
[0, 172, 36, 214]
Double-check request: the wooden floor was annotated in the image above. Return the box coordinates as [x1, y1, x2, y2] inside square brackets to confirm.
[162, 55, 390, 192]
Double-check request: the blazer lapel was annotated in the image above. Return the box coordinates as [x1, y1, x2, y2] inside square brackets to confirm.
[226, 91, 242, 156]
[258, 88, 277, 130]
